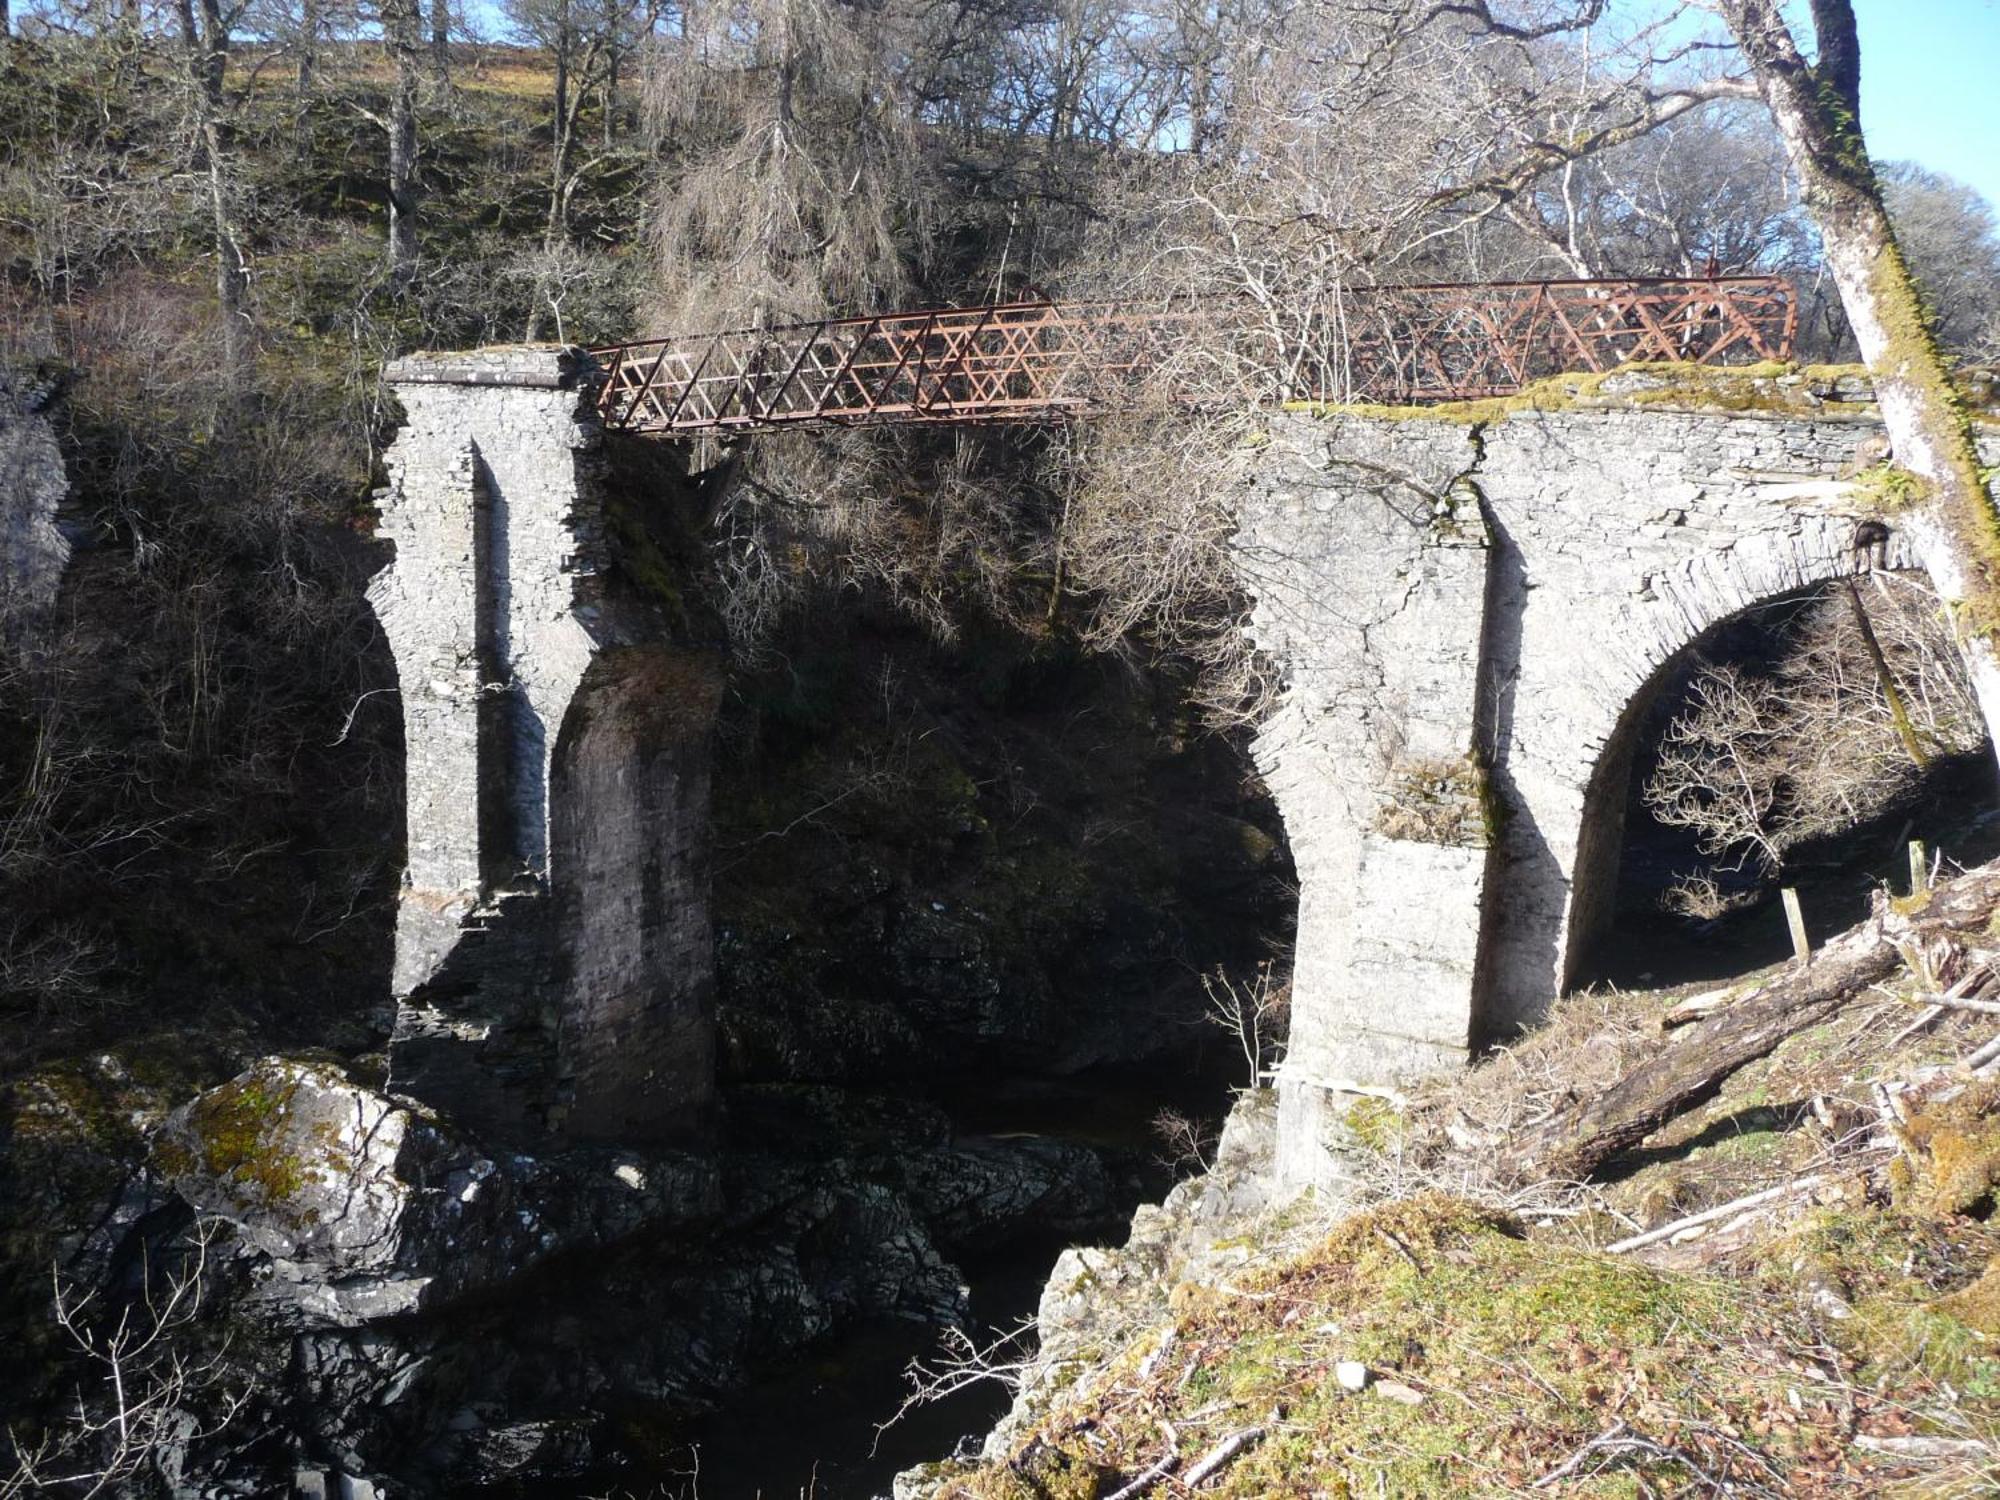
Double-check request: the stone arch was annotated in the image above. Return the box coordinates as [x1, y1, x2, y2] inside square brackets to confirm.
[546, 644, 725, 1143]
[1479, 511, 1919, 1038]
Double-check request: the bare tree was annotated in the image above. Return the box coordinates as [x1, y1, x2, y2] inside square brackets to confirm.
[507, 0, 661, 321]
[642, 0, 931, 332]
[382, 0, 425, 281]
[173, 0, 254, 367]
[1880, 161, 2000, 365]
[1644, 574, 1985, 879]
[1, 1222, 243, 1499]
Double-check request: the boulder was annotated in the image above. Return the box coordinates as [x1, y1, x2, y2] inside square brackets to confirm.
[153, 1058, 718, 1325]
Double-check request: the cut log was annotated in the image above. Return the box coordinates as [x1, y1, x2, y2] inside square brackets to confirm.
[1661, 987, 1736, 1028]
[1500, 864, 2000, 1184]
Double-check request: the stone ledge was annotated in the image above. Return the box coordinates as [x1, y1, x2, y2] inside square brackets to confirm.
[387, 345, 596, 390]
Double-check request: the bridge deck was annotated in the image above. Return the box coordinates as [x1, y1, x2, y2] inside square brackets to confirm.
[591, 277, 1797, 437]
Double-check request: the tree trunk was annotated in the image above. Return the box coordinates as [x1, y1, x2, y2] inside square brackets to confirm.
[297, 0, 319, 99]
[1501, 859, 2000, 1182]
[1720, 0, 2000, 768]
[431, 0, 449, 77]
[179, 0, 247, 371]
[546, 3, 571, 248]
[384, 0, 424, 281]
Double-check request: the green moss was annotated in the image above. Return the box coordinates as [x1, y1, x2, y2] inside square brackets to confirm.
[1891, 1080, 2000, 1218]
[946, 1195, 1839, 1497]
[1781, 1206, 2000, 1402]
[1343, 1095, 1403, 1154]
[604, 483, 689, 622]
[1849, 461, 1931, 512]
[1854, 230, 2000, 643]
[155, 1069, 316, 1211]
[1890, 887, 1935, 918]
[9, 1066, 135, 1154]
[1285, 361, 1815, 426]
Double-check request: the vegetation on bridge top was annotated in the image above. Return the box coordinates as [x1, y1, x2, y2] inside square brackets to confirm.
[1282, 360, 2000, 426]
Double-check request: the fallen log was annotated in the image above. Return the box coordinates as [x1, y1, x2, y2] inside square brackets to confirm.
[1603, 1175, 1827, 1255]
[1500, 864, 2000, 1184]
[1183, 1426, 1263, 1489]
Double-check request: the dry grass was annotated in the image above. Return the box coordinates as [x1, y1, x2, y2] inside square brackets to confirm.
[924, 1192, 1978, 1497]
[916, 870, 2000, 1499]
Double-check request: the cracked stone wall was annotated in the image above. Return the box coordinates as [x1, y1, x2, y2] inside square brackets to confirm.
[368, 347, 719, 1147]
[1241, 399, 2000, 1188]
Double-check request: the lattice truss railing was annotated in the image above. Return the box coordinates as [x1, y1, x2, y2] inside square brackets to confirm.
[592, 277, 1797, 436]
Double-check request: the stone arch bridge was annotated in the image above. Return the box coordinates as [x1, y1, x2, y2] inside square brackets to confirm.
[368, 342, 2000, 1188]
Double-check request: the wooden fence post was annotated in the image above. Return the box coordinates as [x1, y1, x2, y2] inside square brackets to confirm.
[1782, 887, 1811, 967]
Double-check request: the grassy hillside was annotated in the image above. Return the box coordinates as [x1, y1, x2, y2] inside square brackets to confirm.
[918, 862, 2000, 1498]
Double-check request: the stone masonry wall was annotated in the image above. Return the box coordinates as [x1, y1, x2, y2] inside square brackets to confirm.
[369, 347, 719, 1147]
[1241, 396, 2000, 1189]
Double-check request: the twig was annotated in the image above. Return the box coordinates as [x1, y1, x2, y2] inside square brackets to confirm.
[1103, 1437, 1180, 1499]
[1374, 1225, 1421, 1270]
[1965, 1029, 2000, 1072]
[1182, 1426, 1263, 1488]
[1853, 1434, 1991, 1460]
[1605, 1175, 1825, 1255]
[1884, 1002, 1947, 1049]
[1534, 1421, 1633, 1488]
[1910, 992, 2000, 1017]
[1532, 1420, 1719, 1489]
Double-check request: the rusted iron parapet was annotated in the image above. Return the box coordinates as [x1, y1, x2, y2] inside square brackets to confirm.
[591, 277, 1798, 437]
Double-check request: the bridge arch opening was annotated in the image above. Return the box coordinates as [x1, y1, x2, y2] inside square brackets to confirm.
[1563, 572, 1997, 994]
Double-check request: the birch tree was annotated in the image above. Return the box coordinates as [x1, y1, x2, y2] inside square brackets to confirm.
[1708, 0, 2000, 765]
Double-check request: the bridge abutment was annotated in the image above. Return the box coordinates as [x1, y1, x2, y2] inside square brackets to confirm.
[1243, 398, 1993, 1189]
[369, 347, 719, 1147]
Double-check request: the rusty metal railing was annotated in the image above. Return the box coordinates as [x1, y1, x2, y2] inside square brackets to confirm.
[591, 277, 1797, 436]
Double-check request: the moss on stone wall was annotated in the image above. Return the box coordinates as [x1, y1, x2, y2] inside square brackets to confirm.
[1282, 361, 1999, 429]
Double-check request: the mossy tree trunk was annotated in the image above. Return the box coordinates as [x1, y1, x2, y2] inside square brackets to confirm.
[1719, 0, 2000, 768]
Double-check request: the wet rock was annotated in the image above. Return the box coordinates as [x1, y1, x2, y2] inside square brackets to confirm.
[152, 1058, 719, 1325]
[896, 1137, 1117, 1251]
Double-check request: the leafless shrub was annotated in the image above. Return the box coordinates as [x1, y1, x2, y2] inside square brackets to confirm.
[1149, 1106, 1217, 1172]
[1202, 959, 1288, 1087]
[876, 1320, 1037, 1448]
[1644, 575, 1985, 875]
[1, 1221, 243, 1499]
[1660, 872, 1727, 922]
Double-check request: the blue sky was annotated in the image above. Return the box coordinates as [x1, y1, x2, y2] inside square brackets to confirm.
[1853, 0, 2000, 210]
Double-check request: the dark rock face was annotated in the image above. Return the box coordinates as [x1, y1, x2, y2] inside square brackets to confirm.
[0, 371, 71, 653]
[152, 1058, 720, 1326]
[712, 626, 1293, 1090]
[3, 1056, 1138, 1495]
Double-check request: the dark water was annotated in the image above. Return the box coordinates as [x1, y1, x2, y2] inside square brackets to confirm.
[531, 1065, 1234, 1500]
[663, 1236, 1066, 1500]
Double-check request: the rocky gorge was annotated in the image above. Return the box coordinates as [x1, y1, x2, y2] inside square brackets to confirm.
[0, 367, 1294, 1496]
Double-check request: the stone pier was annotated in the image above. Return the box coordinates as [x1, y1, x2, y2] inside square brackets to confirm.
[368, 347, 719, 1146]
[1237, 390, 2000, 1188]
